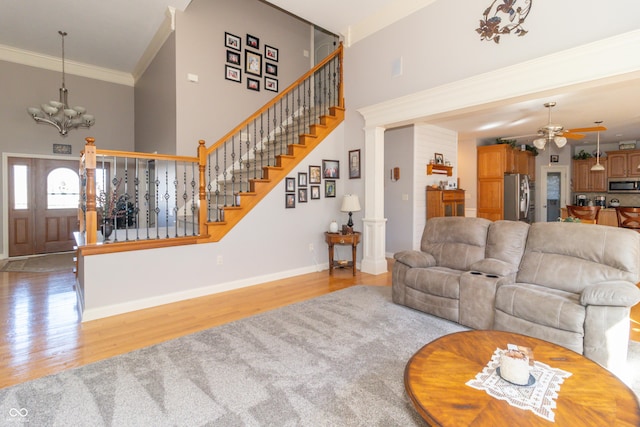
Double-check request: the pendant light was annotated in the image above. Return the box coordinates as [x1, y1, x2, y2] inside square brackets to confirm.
[27, 31, 95, 136]
[591, 121, 605, 171]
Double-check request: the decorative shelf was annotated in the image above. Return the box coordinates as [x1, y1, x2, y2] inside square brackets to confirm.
[427, 164, 453, 176]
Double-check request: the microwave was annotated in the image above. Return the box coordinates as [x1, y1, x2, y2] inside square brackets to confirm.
[608, 178, 640, 193]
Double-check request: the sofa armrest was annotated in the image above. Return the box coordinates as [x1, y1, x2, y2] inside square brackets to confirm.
[393, 250, 436, 269]
[469, 258, 518, 277]
[581, 281, 640, 307]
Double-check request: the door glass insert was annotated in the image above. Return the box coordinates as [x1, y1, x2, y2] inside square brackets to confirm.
[13, 164, 28, 210]
[47, 167, 79, 209]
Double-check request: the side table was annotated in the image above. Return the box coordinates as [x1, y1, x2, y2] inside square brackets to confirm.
[324, 232, 361, 276]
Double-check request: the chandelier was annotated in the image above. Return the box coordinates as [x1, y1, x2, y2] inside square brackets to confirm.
[532, 102, 567, 150]
[27, 31, 95, 136]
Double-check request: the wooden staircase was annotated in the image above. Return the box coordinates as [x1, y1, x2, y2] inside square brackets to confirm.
[203, 105, 344, 242]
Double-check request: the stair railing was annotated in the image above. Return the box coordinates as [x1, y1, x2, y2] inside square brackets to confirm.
[79, 44, 343, 248]
[199, 44, 343, 227]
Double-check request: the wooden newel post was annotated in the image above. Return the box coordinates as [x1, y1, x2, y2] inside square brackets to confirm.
[197, 140, 208, 236]
[84, 137, 98, 244]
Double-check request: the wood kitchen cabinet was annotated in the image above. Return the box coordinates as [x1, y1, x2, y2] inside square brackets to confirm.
[477, 144, 534, 220]
[606, 150, 640, 178]
[572, 158, 607, 192]
[427, 188, 465, 219]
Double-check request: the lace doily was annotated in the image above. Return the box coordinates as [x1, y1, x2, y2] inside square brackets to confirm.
[466, 348, 572, 422]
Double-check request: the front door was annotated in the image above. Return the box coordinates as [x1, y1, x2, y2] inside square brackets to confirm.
[8, 157, 79, 256]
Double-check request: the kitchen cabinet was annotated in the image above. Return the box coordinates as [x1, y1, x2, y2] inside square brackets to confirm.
[606, 150, 640, 178]
[427, 188, 465, 219]
[572, 158, 607, 192]
[477, 144, 534, 220]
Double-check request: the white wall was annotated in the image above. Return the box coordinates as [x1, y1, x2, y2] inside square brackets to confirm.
[80, 124, 347, 320]
[412, 124, 457, 249]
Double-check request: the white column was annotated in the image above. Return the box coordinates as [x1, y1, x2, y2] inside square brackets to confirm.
[360, 126, 388, 275]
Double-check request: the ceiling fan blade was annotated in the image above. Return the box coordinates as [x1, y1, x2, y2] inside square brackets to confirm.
[566, 126, 607, 133]
[561, 132, 586, 140]
[498, 133, 538, 140]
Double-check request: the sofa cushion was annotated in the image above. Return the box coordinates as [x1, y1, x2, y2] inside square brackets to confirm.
[394, 250, 436, 269]
[421, 217, 491, 271]
[405, 267, 462, 299]
[485, 220, 530, 266]
[581, 281, 640, 307]
[495, 283, 585, 334]
[517, 222, 640, 294]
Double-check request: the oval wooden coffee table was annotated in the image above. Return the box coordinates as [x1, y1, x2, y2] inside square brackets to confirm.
[405, 330, 640, 426]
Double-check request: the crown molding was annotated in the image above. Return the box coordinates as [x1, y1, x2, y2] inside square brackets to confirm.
[358, 29, 640, 128]
[132, 6, 176, 83]
[0, 43, 134, 87]
[345, 0, 438, 47]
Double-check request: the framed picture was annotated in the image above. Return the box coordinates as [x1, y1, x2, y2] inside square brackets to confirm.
[434, 153, 444, 164]
[310, 185, 320, 200]
[285, 193, 295, 208]
[225, 65, 241, 83]
[245, 50, 262, 77]
[322, 160, 339, 178]
[309, 165, 321, 184]
[325, 180, 336, 198]
[265, 45, 279, 62]
[285, 177, 295, 192]
[298, 172, 307, 187]
[550, 154, 559, 163]
[298, 188, 308, 203]
[348, 149, 361, 179]
[247, 78, 260, 91]
[246, 34, 259, 49]
[226, 50, 241, 65]
[225, 32, 241, 51]
[265, 63, 278, 76]
[265, 77, 278, 92]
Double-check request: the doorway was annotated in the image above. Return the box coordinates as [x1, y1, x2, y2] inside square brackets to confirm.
[539, 165, 569, 222]
[8, 157, 79, 257]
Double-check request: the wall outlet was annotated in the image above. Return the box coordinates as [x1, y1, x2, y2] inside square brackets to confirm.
[217, 255, 223, 265]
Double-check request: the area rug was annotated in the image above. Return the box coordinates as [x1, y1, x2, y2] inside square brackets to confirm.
[0, 286, 467, 426]
[0, 252, 74, 273]
[0, 286, 637, 426]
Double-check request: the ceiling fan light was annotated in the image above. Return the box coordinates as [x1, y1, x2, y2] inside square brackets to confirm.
[554, 136, 567, 148]
[533, 138, 546, 150]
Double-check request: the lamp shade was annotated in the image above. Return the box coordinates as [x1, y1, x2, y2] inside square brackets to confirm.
[533, 138, 546, 150]
[341, 194, 361, 213]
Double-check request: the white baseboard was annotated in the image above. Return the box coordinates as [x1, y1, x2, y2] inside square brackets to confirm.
[81, 263, 329, 322]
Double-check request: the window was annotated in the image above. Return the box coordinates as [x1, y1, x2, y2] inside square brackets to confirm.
[13, 165, 28, 210]
[47, 167, 79, 209]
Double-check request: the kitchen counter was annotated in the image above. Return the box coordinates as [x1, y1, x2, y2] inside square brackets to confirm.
[561, 207, 618, 227]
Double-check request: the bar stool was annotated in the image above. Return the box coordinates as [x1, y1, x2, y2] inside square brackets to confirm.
[566, 205, 601, 223]
[615, 207, 640, 231]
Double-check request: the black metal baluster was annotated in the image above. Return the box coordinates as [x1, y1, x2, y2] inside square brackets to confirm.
[134, 159, 140, 241]
[231, 135, 237, 206]
[214, 148, 221, 221]
[191, 162, 197, 235]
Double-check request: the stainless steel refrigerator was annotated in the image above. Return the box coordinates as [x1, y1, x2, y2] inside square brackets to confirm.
[504, 173, 531, 222]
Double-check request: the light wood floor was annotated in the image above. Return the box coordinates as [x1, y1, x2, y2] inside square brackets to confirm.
[0, 262, 392, 390]
[1, 261, 638, 391]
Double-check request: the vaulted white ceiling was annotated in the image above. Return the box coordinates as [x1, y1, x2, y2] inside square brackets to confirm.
[1, 0, 638, 146]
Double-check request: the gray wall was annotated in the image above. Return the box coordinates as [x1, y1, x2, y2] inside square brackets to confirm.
[135, 33, 177, 155]
[384, 126, 414, 255]
[173, 0, 313, 155]
[0, 60, 134, 256]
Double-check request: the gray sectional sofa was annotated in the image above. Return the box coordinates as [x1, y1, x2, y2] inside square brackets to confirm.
[392, 217, 640, 373]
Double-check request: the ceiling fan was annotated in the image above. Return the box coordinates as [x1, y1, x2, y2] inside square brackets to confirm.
[503, 102, 607, 150]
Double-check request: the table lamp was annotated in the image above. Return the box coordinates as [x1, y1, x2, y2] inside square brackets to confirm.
[341, 194, 361, 229]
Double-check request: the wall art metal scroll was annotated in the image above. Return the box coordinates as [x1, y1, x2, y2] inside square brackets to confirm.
[476, 0, 532, 44]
